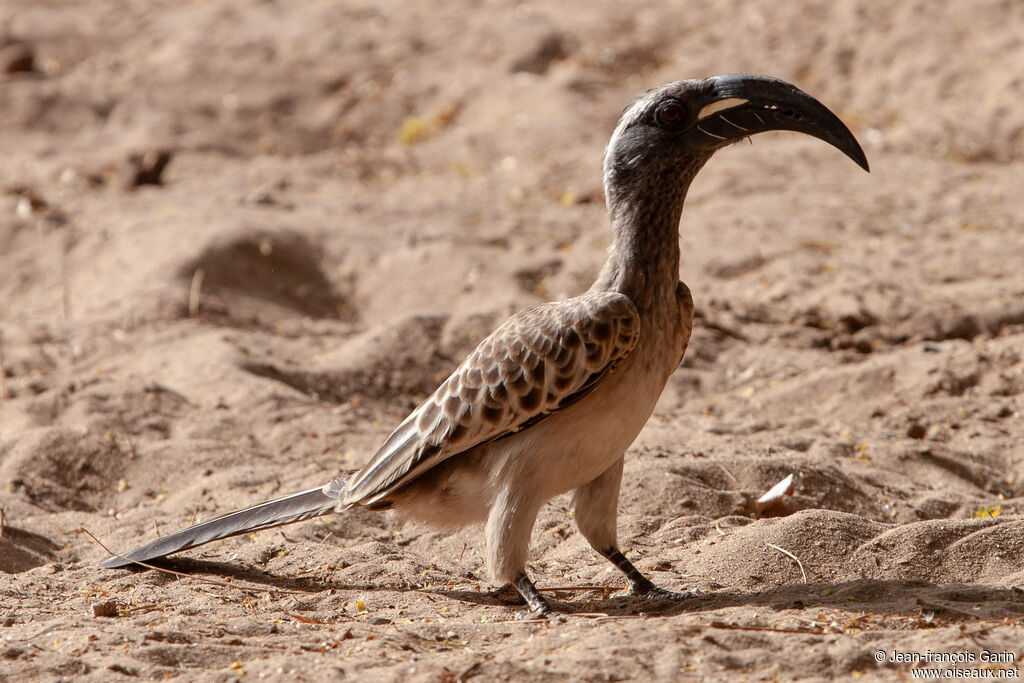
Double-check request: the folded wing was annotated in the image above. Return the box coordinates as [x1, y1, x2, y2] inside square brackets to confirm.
[334, 291, 641, 507]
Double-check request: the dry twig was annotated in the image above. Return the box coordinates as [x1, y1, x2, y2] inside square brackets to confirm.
[766, 543, 808, 583]
[0, 329, 8, 400]
[708, 620, 822, 635]
[536, 584, 624, 594]
[188, 268, 205, 317]
[116, 410, 138, 459]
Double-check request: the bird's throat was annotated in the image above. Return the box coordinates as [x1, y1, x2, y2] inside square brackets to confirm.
[594, 188, 688, 316]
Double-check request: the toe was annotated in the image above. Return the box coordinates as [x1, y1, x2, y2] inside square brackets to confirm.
[642, 586, 696, 602]
[515, 608, 551, 621]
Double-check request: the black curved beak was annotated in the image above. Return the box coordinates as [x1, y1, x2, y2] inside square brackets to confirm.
[686, 73, 869, 172]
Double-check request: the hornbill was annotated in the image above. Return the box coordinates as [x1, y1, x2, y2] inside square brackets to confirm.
[102, 74, 868, 617]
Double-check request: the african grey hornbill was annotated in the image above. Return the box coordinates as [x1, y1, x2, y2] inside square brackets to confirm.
[101, 74, 868, 617]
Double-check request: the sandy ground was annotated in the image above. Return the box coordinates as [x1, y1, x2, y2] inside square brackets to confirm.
[2, 0, 1024, 680]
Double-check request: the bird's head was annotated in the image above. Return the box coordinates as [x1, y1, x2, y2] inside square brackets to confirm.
[603, 73, 868, 212]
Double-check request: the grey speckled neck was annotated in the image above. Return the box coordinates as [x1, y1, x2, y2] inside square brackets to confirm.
[592, 153, 708, 316]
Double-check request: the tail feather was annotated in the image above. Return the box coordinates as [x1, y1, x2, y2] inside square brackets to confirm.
[100, 485, 339, 568]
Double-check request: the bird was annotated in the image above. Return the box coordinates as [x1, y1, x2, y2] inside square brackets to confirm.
[101, 73, 868, 617]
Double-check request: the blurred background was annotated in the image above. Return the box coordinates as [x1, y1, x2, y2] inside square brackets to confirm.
[1, 0, 1021, 327]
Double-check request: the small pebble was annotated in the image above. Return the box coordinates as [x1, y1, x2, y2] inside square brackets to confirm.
[123, 149, 173, 188]
[0, 42, 35, 74]
[92, 600, 119, 618]
[906, 422, 927, 439]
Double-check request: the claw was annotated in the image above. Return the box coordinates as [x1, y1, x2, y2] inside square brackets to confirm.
[514, 608, 551, 620]
[512, 572, 554, 618]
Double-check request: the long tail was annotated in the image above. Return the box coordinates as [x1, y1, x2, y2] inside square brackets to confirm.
[100, 484, 339, 568]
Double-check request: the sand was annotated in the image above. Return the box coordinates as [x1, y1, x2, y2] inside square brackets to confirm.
[1, 0, 1023, 680]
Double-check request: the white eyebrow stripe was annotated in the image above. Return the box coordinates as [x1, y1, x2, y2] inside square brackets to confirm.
[696, 125, 727, 141]
[605, 95, 657, 162]
[697, 97, 749, 120]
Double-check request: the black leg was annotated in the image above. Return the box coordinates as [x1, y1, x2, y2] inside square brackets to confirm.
[602, 548, 695, 601]
[513, 572, 552, 619]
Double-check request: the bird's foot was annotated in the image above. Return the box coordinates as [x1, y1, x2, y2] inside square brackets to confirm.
[612, 581, 695, 602]
[514, 606, 551, 621]
[601, 549, 696, 603]
[512, 572, 553, 620]
[635, 585, 697, 602]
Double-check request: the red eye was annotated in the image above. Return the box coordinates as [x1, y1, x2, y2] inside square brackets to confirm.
[657, 102, 685, 127]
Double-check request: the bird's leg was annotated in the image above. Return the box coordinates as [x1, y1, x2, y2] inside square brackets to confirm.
[512, 572, 552, 619]
[574, 457, 694, 603]
[598, 547, 694, 601]
[486, 487, 549, 619]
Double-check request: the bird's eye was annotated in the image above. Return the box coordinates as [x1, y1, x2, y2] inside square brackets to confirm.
[656, 101, 685, 128]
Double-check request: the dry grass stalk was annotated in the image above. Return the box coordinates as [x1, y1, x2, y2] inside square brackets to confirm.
[188, 267, 205, 317]
[766, 543, 808, 583]
[0, 329, 7, 400]
[116, 410, 138, 459]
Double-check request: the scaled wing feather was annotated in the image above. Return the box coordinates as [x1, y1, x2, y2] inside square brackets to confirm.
[339, 292, 640, 506]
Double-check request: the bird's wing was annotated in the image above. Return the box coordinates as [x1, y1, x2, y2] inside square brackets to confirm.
[333, 291, 641, 507]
